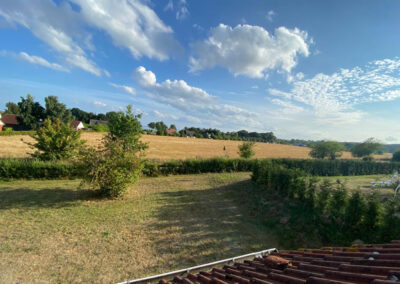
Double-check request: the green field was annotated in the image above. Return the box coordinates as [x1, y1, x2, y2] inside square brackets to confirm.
[0, 173, 396, 283]
[0, 173, 278, 283]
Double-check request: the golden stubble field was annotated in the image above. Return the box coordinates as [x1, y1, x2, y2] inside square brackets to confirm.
[0, 132, 392, 160]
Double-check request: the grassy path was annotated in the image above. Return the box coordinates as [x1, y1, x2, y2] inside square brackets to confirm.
[0, 173, 276, 283]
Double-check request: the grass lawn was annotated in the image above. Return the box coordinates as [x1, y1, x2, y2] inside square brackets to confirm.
[321, 174, 396, 198]
[0, 173, 277, 283]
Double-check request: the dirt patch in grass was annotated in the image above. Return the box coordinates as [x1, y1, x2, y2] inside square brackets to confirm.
[0, 173, 277, 283]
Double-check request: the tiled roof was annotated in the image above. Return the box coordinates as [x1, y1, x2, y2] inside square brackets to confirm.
[70, 120, 83, 128]
[1, 114, 20, 125]
[158, 241, 400, 284]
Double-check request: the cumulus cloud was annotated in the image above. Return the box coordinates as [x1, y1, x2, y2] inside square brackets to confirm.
[109, 82, 136, 95]
[134, 66, 260, 128]
[189, 24, 310, 78]
[0, 0, 180, 75]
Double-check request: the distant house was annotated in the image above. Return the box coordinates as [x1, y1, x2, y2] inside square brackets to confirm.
[185, 130, 196, 137]
[166, 128, 176, 135]
[0, 114, 21, 130]
[89, 119, 108, 126]
[70, 120, 84, 130]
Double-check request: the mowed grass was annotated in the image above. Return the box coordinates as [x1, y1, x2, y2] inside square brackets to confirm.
[0, 132, 392, 160]
[322, 174, 397, 198]
[0, 173, 277, 283]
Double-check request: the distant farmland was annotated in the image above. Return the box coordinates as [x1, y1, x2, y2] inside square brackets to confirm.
[0, 132, 392, 160]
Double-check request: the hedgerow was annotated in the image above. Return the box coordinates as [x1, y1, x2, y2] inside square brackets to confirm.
[251, 160, 400, 246]
[1, 158, 400, 180]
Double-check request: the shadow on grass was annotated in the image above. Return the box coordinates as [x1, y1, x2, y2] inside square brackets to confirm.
[0, 187, 97, 210]
[147, 179, 275, 269]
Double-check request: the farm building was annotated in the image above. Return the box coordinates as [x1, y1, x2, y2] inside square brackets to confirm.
[70, 120, 84, 130]
[0, 114, 21, 130]
[166, 128, 176, 135]
[89, 119, 108, 126]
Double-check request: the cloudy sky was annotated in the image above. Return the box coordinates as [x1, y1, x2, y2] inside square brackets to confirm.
[1, 0, 400, 142]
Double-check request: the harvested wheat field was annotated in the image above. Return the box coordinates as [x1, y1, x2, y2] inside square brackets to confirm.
[0, 132, 391, 160]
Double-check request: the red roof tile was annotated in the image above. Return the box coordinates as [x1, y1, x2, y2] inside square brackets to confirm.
[148, 241, 400, 284]
[1, 114, 19, 125]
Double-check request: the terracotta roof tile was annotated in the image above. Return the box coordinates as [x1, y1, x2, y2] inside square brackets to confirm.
[152, 241, 400, 284]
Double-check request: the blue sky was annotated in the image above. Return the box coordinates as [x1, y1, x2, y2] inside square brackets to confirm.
[1, 0, 400, 142]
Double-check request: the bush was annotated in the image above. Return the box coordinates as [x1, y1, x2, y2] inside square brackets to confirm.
[79, 106, 147, 198]
[91, 124, 109, 132]
[0, 130, 35, 136]
[238, 141, 255, 158]
[28, 119, 83, 161]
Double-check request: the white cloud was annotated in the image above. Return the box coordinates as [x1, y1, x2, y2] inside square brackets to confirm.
[176, 0, 189, 20]
[109, 82, 136, 95]
[189, 24, 310, 78]
[0, 0, 180, 76]
[93, 101, 107, 107]
[134, 66, 260, 128]
[269, 57, 400, 126]
[271, 98, 304, 114]
[1, 50, 69, 72]
[266, 10, 275, 22]
[164, 0, 174, 11]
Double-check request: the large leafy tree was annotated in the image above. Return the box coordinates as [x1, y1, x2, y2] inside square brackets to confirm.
[45, 96, 74, 123]
[29, 118, 83, 160]
[4, 102, 21, 114]
[148, 121, 167, 135]
[309, 141, 346, 160]
[18, 94, 45, 129]
[351, 138, 383, 159]
[393, 150, 400, 162]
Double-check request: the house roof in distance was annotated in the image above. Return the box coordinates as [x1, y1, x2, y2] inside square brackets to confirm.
[124, 240, 400, 284]
[70, 120, 83, 129]
[1, 114, 19, 125]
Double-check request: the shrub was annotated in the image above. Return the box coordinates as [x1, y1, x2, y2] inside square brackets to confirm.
[28, 119, 83, 161]
[238, 141, 255, 158]
[79, 106, 147, 198]
[91, 124, 109, 132]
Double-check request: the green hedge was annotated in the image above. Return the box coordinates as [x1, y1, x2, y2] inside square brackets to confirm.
[0, 130, 35, 136]
[270, 158, 400, 176]
[1, 157, 400, 180]
[251, 161, 400, 245]
[0, 159, 79, 179]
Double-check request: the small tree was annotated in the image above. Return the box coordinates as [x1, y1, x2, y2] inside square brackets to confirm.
[238, 141, 255, 158]
[28, 118, 83, 160]
[393, 150, 400, 162]
[309, 141, 345, 160]
[351, 138, 382, 160]
[80, 105, 147, 198]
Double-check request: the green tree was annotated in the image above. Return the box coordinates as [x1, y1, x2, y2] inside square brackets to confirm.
[170, 124, 177, 130]
[238, 141, 255, 158]
[45, 96, 74, 123]
[80, 105, 147, 198]
[28, 118, 83, 160]
[309, 141, 346, 160]
[393, 150, 400, 162]
[18, 94, 45, 129]
[4, 102, 21, 114]
[148, 121, 167, 135]
[351, 138, 383, 159]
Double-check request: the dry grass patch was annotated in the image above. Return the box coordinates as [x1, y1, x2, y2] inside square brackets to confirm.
[0, 173, 277, 283]
[0, 132, 391, 160]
